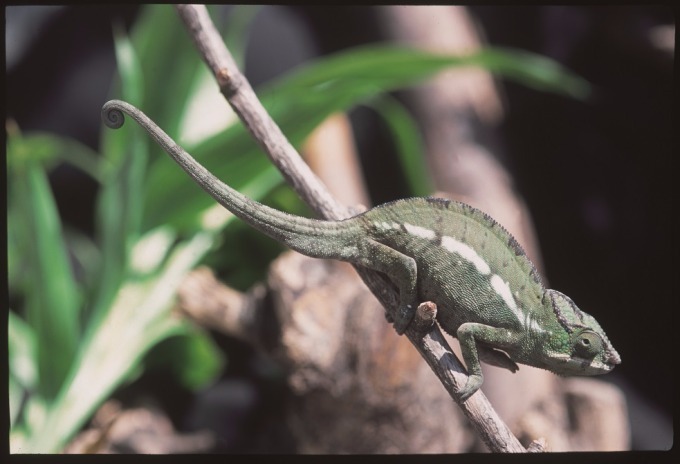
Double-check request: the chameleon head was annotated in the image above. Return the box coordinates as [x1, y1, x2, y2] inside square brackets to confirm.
[541, 289, 621, 376]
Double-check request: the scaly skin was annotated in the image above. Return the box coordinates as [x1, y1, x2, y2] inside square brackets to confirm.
[103, 100, 621, 402]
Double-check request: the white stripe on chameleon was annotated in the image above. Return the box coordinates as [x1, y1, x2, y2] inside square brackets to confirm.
[403, 223, 437, 240]
[441, 236, 491, 275]
[490, 274, 523, 322]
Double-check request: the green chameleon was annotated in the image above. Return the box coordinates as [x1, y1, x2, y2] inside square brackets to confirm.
[103, 99, 620, 402]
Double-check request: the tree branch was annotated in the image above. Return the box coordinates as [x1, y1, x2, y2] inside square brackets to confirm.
[174, 4, 536, 453]
[176, 4, 342, 220]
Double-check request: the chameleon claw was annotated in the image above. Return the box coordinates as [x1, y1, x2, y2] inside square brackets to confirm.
[392, 304, 417, 334]
[458, 374, 483, 403]
[393, 318, 409, 335]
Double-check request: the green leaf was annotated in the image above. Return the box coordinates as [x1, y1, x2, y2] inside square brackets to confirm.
[23, 230, 215, 453]
[268, 45, 590, 100]
[4, 131, 103, 182]
[9, 311, 38, 430]
[146, 329, 225, 391]
[130, 5, 203, 145]
[139, 44, 590, 231]
[7, 130, 81, 401]
[4, 129, 102, 297]
[128, 5, 276, 233]
[112, 21, 144, 106]
[8, 311, 38, 392]
[89, 25, 149, 329]
[171, 6, 263, 148]
[9, 375, 23, 431]
[62, 225, 102, 295]
[368, 95, 432, 197]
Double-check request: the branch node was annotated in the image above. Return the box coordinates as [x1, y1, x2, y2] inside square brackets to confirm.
[216, 67, 240, 97]
[411, 301, 438, 334]
[527, 437, 548, 453]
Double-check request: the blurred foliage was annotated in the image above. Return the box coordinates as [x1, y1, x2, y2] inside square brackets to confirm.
[7, 4, 589, 453]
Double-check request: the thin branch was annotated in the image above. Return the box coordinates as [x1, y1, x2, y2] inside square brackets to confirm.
[174, 4, 536, 453]
[176, 4, 342, 220]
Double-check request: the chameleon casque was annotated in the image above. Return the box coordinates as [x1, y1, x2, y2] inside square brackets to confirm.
[103, 99, 620, 402]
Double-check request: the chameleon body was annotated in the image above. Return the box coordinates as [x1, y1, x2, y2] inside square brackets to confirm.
[103, 100, 620, 402]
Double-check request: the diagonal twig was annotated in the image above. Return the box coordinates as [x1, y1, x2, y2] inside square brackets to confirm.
[174, 4, 537, 453]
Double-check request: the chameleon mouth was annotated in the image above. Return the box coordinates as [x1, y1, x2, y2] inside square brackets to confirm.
[558, 355, 615, 375]
[583, 360, 614, 374]
[606, 350, 621, 366]
[592, 356, 619, 373]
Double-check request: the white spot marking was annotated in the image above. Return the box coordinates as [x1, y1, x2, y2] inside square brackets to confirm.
[527, 317, 546, 334]
[403, 223, 436, 240]
[378, 221, 400, 230]
[490, 274, 523, 322]
[441, 236, 491, 275]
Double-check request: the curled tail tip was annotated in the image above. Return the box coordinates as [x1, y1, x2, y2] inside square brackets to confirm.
[101, 99, 128, 129]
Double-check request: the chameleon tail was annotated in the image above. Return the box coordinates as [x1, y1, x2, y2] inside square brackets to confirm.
[101, 100, 353, 256]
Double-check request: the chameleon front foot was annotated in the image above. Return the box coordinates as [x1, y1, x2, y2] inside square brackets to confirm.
[457, 374, 483, 403]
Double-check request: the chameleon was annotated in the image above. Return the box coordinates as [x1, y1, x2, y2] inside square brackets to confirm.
[102, 99, 621, 402]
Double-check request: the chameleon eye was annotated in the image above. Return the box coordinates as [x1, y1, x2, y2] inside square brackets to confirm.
[573, 331, 603, 358]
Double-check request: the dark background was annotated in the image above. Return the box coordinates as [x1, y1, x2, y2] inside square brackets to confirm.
[6, 5, 674, 451]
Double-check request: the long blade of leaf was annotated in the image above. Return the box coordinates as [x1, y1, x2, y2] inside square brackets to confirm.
[367, 95, 432, 197]
[140, 44, 589, 231]
[5, 132, 103, 182]
[8, 311, 38, 429]
[22, 228, 214, 453]
[268, 45, 590, 100]
[130, 4, 203, 144]
[7, 130, 81, 401]
[88, 24, 148, 330]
